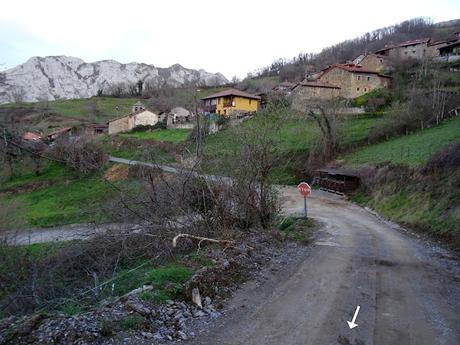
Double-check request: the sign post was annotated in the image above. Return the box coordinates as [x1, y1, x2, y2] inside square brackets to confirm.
[297, 182, 311, 218]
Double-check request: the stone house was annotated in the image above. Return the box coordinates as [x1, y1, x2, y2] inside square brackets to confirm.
[108, 102, 160, 135]
[291, 81, 340, 111]
[375, 38, 432, 60]
[272, 81, 297, 94]
[290, 63, 391, 108]
[167, 107, 194, 129]
[357, 54, 392, 73]
[318, 64, 392, 98]
[437, 40, 460, 61]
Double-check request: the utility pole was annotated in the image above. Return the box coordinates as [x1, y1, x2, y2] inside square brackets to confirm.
[195, 88, 201, 158]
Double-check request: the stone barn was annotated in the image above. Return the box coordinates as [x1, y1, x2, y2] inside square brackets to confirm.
[108, 102, 160, 135]
[291, 81, 341, 111]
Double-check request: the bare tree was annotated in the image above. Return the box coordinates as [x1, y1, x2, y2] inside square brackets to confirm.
[304, 99, 342, 170]
[0, 128, 23, 177]
[51, 137, 107, 175]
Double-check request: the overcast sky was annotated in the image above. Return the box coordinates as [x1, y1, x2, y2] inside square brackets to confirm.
[1, 0, 459, 78]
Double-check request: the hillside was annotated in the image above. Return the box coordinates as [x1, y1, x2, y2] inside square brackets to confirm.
[0, 56, 228, 104]
[342, 116, 460, 166]
[251, 17, 460, 81]
[0, 85, 227, 133]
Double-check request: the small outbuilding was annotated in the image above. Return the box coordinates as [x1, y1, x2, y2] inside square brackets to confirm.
[167, 107, 194, 129]
[314, 168, 360, 195]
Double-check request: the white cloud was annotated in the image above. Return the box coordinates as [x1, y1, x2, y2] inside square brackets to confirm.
[1, 0, 459, 78]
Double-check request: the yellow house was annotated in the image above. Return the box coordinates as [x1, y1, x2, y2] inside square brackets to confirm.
[201, 88, 260, 116]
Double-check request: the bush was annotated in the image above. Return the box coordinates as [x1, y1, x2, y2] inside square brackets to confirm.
[52, 137, 107, 174]
[120, 315, 146, 330]
[420, 140, 460, 175]
[351, 88, 393, 112]
[131, 120, 167, 132]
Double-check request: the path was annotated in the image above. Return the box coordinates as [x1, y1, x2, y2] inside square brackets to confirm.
[184, 188, 460, 345]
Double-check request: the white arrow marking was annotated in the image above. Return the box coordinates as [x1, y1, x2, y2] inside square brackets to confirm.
[347, 305, 360, 329]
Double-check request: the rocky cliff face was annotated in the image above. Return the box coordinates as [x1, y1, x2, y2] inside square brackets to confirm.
[0, 56, 228, 104]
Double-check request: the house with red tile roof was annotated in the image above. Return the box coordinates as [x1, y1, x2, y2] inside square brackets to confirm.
[290, 63, 392, 108]
[317, 64, 392, 98]
[375, 38, 432, 60]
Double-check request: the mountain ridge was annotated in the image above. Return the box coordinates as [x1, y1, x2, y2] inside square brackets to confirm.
[0, 55, 228, 104]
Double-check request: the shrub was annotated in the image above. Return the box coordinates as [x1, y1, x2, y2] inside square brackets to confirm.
[51, 137, 107, 174]
[131, 120, 167, 132]
[120, 315, 146, 330]
[420, 140, 460, 175]
[100, 320, 114, 337]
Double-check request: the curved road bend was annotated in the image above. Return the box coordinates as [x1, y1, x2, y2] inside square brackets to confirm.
[186, 188, 460, 345]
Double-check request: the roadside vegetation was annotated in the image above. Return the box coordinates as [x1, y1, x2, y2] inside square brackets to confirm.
[120, 128, 191, 143]
[343, 115, 460, 166]
[352, 141, 460, 247]
[199, 110, 384, 184]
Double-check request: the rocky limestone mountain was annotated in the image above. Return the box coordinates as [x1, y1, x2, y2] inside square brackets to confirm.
[0, 56, 228, 104]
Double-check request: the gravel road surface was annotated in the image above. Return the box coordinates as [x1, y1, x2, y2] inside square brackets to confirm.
[185, 188, 460, 345]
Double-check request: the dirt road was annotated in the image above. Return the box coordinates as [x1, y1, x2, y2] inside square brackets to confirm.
[186, 188, 460, 345]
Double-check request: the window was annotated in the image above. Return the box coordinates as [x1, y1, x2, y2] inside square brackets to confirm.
[364, 88, 367, 92]
[357, 75, 361, 80]
[412, 50, 416, 54]
[367, 76, 371, 81]
[249, 99, 252, 105]
[357, 87, 360, 91]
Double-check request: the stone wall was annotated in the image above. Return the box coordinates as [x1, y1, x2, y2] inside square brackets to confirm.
[319, 67, 390, 98]
[132, 110, 159, 128]
[348, 74, 391, 98]
[291, 86, 340, 111]
[388, 43, 430, 60]
[108, 116, 130, 135]
[359, 55, 388, 72]
[108, 110, 159, 135]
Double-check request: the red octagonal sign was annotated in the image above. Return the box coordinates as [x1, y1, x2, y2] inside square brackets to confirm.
[298, 182, 311, 197]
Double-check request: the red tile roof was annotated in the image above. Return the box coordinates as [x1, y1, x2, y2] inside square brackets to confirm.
[200, 88, 261, 100]
[438, 39, 460, 50]
[47, 127, 72, 137]
[321, 64, 392, 78]
[375, 38, 430, 53]
[22, 132, 42, 141]
[294, 81, 341, 89]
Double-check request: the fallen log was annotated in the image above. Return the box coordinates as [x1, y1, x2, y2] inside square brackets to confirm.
[172, 234, 234, 249]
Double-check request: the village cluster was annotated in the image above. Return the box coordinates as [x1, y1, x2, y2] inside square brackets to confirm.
[21, 32, 460, 143]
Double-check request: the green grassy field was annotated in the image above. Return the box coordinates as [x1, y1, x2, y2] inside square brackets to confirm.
[0, 163, 119, 229]
[47, 97, 142, 123]
[120, 129, 191, 143]
[199, 113, 384, 184]
[0, 97, 142, 124]
[342, 116, 460, 167]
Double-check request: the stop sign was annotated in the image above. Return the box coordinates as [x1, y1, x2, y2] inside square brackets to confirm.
[298, 182, 311, 197]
